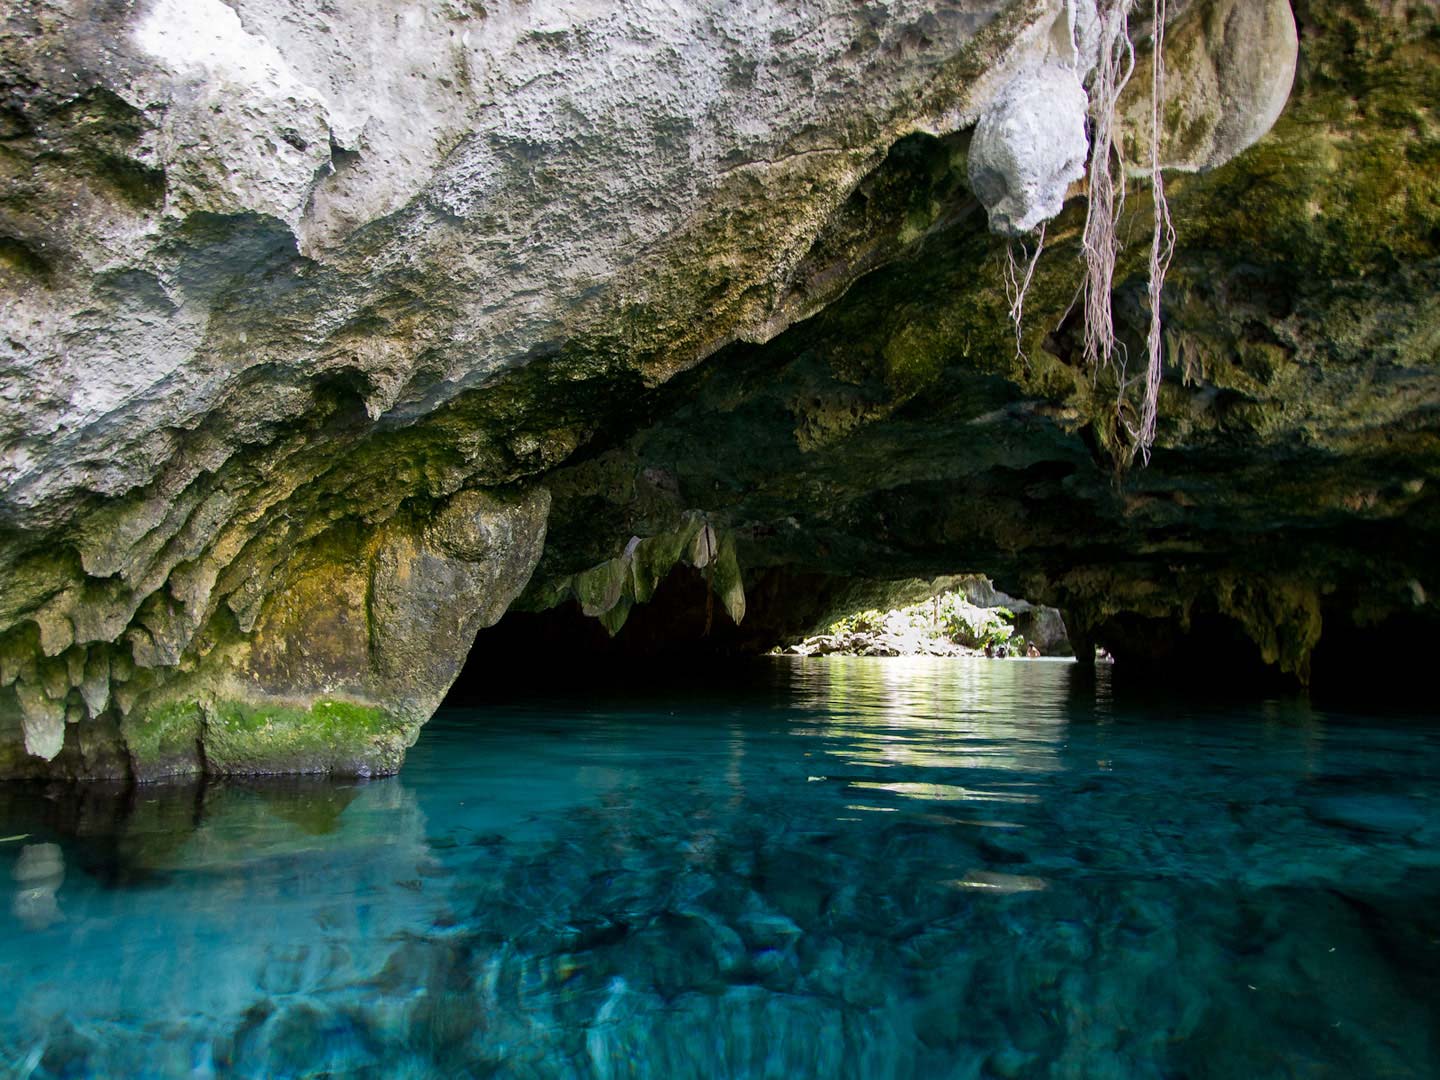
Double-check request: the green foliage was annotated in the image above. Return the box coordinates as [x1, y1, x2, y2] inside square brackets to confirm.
[827, 609, 888, 636]
[937, 594, 1014, 649]
[820, 591, 1018, 651]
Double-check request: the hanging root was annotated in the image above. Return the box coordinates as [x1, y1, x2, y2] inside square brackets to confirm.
[1004, 222, 1046, 366]
[989, 0, 1176, 465]
[1079, 0, 1175, 465]
[1134, 0, 1175, 462]
[1080, 0, 1135, 376]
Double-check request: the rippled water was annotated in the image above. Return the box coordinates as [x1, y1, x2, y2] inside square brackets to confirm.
[3, 657, 1439, 1078]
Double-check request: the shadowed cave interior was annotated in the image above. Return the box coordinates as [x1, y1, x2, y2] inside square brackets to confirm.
[443, 560, 1440, 706]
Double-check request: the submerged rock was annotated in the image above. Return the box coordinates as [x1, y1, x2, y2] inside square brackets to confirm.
[1307, 796, 1428, 838]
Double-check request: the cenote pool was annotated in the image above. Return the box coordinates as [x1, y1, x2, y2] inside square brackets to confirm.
[2, 657, 1438, 1078]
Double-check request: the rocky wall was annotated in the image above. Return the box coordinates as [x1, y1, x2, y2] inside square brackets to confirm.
[5, 0, 1434, 776]
[4, 0, 1074, 776]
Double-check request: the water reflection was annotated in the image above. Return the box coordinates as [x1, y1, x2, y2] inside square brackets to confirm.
[11, 843, 63, 930]
[0, 659, 1437, 1078]
[791, 656, 1069, 774]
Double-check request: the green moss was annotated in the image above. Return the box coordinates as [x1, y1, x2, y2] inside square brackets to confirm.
[598, 595, 634, 636]
[122, 699, 202, 779]
[574, 557, 630, 618]
[1174, 5, 1440, 286]
[630, 516, 704, 603]
[710, 532, 747, 625]
[203, 697, 409, 777]
[213, 697, 386, 734]
[881, 324, 949, 398]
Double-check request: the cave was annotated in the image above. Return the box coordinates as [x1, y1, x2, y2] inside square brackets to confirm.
[2, 0, 1439, 1075]
[5, 0, 1439, 781]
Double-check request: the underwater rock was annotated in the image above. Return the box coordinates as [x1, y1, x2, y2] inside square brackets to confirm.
[1307, 796, 1428, 838]
[11, 841, 65, 929]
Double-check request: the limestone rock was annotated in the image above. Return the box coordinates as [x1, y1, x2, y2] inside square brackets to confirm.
[2, 0, 1432, 778]
[370, 486, 551, 710]
[15, 679, 65, 760]
[1, 0, 1045, 531]
[3, 0, 1077, 776]
[968, 63, 1090, 235]
[1119, 0, 1298, 173]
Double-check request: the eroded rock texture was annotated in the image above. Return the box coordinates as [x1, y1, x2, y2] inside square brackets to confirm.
[2, 0, 1074, 776]
[1, 0, 1434, 777]
[512, 0, 1437, 687]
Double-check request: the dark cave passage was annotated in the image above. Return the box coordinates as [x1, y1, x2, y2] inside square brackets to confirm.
[443, 565, 1080, 705]
[444, 565, 792, 704]
[446, 558, 1440, 709]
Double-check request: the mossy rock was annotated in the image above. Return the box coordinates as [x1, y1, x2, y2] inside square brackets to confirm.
[196, 697, 411, 778]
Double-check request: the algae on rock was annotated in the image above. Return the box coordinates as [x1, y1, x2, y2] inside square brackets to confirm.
[0, 484, 549, 779]
[2, 0, 1437, 776]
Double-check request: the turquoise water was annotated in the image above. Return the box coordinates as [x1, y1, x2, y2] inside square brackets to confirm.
[2, 657, 1438, 1078]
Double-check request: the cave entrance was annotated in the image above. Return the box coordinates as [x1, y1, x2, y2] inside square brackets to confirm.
[442, 569, 1075, 705]
[771, 577, 1074, 662]
[443, 564, 787, 705]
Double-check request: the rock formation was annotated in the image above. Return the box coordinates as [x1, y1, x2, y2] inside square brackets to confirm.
[2, 0, 1435, 778]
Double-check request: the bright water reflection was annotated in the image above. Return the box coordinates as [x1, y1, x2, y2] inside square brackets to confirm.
[1, 657, 1438, 1078]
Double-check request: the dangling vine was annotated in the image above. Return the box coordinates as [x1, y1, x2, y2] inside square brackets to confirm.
[1134, 0, 1175, 462]
[995, 0, 1176, 463]
[1089, 0, 1174, 464]
[1009, 0, 1171, 466]
[1081, 0, 1136, 380]
[1004, 222, 1046, 366]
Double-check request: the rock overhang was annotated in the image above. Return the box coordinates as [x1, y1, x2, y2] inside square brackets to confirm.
[1, 0, 1437, 778]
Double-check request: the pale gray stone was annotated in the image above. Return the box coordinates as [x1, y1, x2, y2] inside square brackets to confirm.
[969, 62, 1091, 236]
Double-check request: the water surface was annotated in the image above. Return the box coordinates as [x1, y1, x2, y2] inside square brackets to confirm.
[3, 658, 1438, 1078]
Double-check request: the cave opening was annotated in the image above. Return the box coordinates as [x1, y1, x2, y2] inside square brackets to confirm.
[443, 564, 825, 705]
[444, 552, 1440, 708]
[442, 566, 1080, 706]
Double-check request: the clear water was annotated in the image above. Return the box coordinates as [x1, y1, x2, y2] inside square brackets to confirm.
[2, 657, 1439, 1079]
